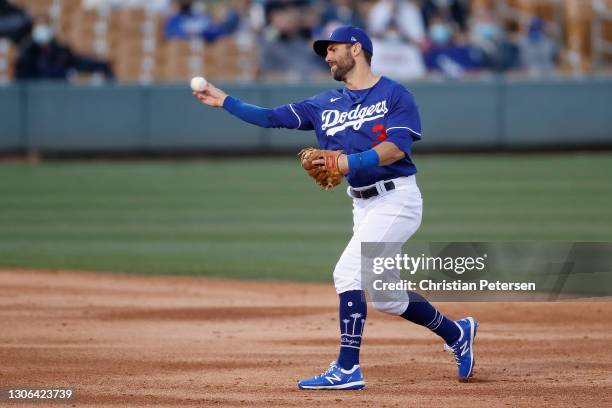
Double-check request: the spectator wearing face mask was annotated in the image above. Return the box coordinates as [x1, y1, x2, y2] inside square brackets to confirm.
[15, 16, 114, 81]
[468, 5, 519, 72]
[0, 0, 32, 44]
[422, 16, 482, 78]
[164, 0, 240, 41]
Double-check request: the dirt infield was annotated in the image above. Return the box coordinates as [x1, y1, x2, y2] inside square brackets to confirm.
[1, 269, 611, 407]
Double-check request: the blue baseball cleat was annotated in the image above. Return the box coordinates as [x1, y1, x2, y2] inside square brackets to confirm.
[445, 317, 478, 381]
[298, 362, 365, 390]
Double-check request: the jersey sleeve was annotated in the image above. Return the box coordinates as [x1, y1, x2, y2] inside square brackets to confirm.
[384, 87, 422, 154]
[270, 100, 315, 130]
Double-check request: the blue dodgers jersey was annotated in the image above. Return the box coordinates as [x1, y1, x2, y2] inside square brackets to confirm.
[271, 76, 422, 187]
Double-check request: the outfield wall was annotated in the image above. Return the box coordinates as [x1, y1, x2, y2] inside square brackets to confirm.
[1, 78, 611, 153]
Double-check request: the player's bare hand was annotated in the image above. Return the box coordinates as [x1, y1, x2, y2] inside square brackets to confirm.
[193, 82, 227, 108]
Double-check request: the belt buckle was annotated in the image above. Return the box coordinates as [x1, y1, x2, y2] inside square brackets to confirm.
[351, 180, 395, 199]
[350, 188, 364, 199]
[351, 186, 373, 199]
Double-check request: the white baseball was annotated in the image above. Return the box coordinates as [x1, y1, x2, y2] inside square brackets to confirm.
[190, 76, 208, 92]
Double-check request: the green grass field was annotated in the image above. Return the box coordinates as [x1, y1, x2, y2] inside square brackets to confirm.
[0, 153, 610, 282]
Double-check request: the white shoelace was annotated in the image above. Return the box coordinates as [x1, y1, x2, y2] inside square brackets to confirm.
[317, 361, 338, 378]
[444, 343, 461, 366]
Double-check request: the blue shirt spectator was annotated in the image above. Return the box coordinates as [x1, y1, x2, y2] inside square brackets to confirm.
[165, 0, 239, 41]
[423, 18, 481, 77]
[16, 17, 114, 81]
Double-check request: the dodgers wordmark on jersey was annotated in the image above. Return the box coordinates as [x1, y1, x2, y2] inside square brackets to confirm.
[270, 76, 422, 187]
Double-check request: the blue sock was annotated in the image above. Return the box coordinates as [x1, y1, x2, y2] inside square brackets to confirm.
[400, 291, 461, 346]
[337, 290, 367, 370]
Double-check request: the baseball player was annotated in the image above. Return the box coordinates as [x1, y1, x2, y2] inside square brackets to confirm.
[194, 26, 478, 390]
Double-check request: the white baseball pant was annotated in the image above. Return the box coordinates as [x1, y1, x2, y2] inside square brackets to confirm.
[333, 175, 423, 315]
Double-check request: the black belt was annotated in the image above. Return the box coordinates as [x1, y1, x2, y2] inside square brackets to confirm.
[350, 181, 395, 199]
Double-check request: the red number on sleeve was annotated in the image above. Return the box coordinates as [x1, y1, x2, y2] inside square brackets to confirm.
[371, 124, 387, 147]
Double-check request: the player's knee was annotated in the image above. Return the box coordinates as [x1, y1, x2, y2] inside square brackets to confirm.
[371, 301, 407, 316]
[333, 267, 361, 294]
[334, 277, 361, 294]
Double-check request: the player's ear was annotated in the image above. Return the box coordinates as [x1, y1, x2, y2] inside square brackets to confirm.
[352, 42, 362, 58]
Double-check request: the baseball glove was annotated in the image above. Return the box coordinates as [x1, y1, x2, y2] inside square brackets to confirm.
[298, 147, 343, 190]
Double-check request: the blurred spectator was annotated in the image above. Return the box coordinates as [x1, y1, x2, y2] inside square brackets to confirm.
[320, 0, 364, 32]
[371, 36, 425, 80]
[368, 0, 426, 46]
[164, 0, 239, 41]
[219, 0, 256, 37]
[422, 15, 481, 78]
[0, 0, 32, 44]
[468, 6, 519, 72]
[518, 17, 557, 78]
[421, 0, 468, 33]
[364, 0, 426, 80]
[82, 0, 170, 12]
[15, 16, 114, 81]
[258, 1, 325, 80]
[497, 21, 521, 72]
[298, 0, 323, 40]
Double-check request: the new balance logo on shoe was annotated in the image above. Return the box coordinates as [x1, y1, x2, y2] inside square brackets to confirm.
[445, 317, 478, 381]
[325, 373, 341, 384]
[460, 341, 470, 356]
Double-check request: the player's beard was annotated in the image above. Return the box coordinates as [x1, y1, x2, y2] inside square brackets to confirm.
[331, 50, 356, 82]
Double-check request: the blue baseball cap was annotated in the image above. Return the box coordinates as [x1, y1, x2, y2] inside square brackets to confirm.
[313, 26, 374, 58]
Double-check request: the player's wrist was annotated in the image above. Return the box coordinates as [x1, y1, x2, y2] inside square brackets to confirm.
[347, 149, 380, 171]
[337, 154, 349, 175]
[222, 95, 235, 109]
